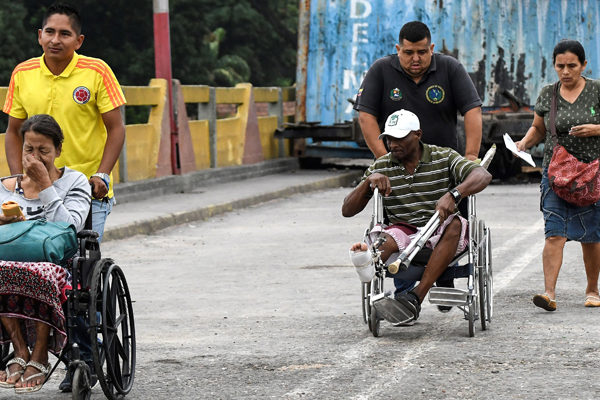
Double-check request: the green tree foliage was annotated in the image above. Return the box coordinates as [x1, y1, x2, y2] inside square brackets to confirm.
[73, 0, 155, 86]
[0, 2, 37, 84]
[169, 0, 298, 86]
[0, 0, 297, 87]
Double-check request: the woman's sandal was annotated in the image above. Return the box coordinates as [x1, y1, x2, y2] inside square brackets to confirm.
[584, 295, 600, 307]
[533, 293, 557, 311]
[14, 360, 50, 394]
[0, 357, 27, 388]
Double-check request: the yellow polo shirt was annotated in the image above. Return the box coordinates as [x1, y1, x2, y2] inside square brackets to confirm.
[3, 52, 126, 198]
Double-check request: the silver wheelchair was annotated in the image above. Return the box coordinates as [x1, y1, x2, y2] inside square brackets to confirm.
[359, 149, 495, 337]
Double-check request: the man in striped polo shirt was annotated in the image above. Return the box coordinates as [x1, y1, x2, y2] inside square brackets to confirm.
[343, 109, 491, 323]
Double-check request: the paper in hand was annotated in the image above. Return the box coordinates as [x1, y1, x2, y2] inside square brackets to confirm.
[503, 133, 536, 167]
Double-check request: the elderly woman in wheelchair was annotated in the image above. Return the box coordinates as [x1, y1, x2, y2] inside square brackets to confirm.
[343, 109, 493, 335]
[0, 114, 91, 393]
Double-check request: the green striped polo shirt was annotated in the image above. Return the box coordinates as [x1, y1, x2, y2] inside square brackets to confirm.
[361, 142, 479, 227]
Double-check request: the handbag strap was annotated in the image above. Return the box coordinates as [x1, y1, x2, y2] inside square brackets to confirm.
[550, 82, 560, 143]
[14, 175, 24, 195]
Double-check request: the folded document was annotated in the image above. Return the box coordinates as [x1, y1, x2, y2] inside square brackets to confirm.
[503, 133, 536, 167]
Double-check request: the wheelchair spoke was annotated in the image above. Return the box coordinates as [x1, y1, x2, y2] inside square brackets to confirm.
[112, 285, 129, 331]
[109, 277, 119, 311]
[104, 281, 116, 327]
[112, 351, 123, 384]
[114, 314, 126, 328]
[106, 330, 118, 373]
[106, 333, 132, 392]
[115, 337, 129, 363]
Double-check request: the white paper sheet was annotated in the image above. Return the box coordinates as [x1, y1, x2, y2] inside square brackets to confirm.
[503, 133, 536, 167]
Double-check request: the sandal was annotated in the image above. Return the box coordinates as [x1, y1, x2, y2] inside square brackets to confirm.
[585, 295, 600, 307]
[533, 293, 556, 311]
[0, 358, 27, 388]
[14, 360, 50, 394]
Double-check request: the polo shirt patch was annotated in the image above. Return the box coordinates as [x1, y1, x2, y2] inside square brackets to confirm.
[389, 88, 402, 101]
[73, 86, 91, 104]
[426, 85, 445, 104]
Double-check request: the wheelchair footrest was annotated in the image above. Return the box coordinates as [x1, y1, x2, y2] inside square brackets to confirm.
[428, 287, 470, 306]
[372, 291, 414, 325]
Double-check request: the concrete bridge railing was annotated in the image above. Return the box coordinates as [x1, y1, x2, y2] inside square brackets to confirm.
[0, 80, 296, 182]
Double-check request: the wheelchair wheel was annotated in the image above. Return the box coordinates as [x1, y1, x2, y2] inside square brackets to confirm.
[478, 220, 488, 331]
[368, 277, 382, 337]
[72, 364, 92, 400]
[89, 259, 136, 400]
[467, 293, 475, 337]
[370, 306, 380, 337]
[361, 282, 370, 325]
[485, 226, 494, 322]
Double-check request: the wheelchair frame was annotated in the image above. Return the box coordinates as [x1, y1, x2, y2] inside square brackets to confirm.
[361, 188, 493, 338]
[0, 229, 136, 400]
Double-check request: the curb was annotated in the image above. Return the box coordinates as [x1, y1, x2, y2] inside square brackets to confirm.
[103, 169, 362, 241]
[114, 158, 300, 204]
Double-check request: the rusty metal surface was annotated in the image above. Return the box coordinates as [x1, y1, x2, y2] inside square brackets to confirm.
[298, 0, 600, 125]
[296, 0, 311, 122]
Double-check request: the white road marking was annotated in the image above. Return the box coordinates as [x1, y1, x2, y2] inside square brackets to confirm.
[283, 218, 545, 399]
[492, 218, 544, 291]
[283, 339, 380, 398]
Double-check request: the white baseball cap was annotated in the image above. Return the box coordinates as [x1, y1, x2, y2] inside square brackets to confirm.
[378, 109, 420, 140]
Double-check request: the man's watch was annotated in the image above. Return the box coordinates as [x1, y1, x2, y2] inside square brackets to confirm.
[91, 173, 110, 188]
[449, 188, 461, 203]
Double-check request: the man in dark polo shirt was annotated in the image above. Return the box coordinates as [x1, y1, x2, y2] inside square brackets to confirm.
[354, 21, 482, 161]
[343, 109, 491, 323]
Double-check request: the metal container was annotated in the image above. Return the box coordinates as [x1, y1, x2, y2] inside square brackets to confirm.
[297, 0, 600, 125]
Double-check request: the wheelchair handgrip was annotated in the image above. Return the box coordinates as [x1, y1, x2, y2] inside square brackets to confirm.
[372, 188, 384, 225]
[77, 229, 99, 239]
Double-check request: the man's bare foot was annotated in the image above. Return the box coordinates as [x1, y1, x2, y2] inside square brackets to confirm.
[350, 242, 368, 251]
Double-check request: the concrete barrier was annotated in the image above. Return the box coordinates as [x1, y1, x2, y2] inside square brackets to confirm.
[0, 81, 296, 182]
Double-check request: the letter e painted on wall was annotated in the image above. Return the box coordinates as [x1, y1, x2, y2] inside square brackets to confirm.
[353, 23, 368, 43]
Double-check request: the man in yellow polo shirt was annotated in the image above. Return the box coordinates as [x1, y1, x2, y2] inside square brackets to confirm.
[2, 2, 125, 392]
[3, 2, 125, 243]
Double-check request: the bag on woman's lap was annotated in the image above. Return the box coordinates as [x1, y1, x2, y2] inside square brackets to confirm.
[0, 220, 77, 265]
[547, 81, 600, 207]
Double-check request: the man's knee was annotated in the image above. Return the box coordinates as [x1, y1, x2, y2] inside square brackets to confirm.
[379, 233, 398, 262]
[441, 218, 461, 242]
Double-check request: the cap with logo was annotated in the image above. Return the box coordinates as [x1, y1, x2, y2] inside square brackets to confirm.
[378, 109, 420, 140]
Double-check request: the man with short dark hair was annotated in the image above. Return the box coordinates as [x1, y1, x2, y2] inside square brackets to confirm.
[343, 109, 491, 323]
[354, 21, 482, 160]
[2, 2, 126, 392]
[3, 2, 126, 243]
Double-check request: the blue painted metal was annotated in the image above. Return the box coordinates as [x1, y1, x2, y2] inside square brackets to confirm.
[300, 0, 600, 125]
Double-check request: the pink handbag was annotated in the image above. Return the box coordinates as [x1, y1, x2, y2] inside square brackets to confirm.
[547, 82, 600, 207]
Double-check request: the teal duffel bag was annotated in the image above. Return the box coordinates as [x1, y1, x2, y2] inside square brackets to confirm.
[0, 219, 78, 265]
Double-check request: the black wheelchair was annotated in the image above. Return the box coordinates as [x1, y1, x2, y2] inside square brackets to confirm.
[0, 224, 136, 399]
